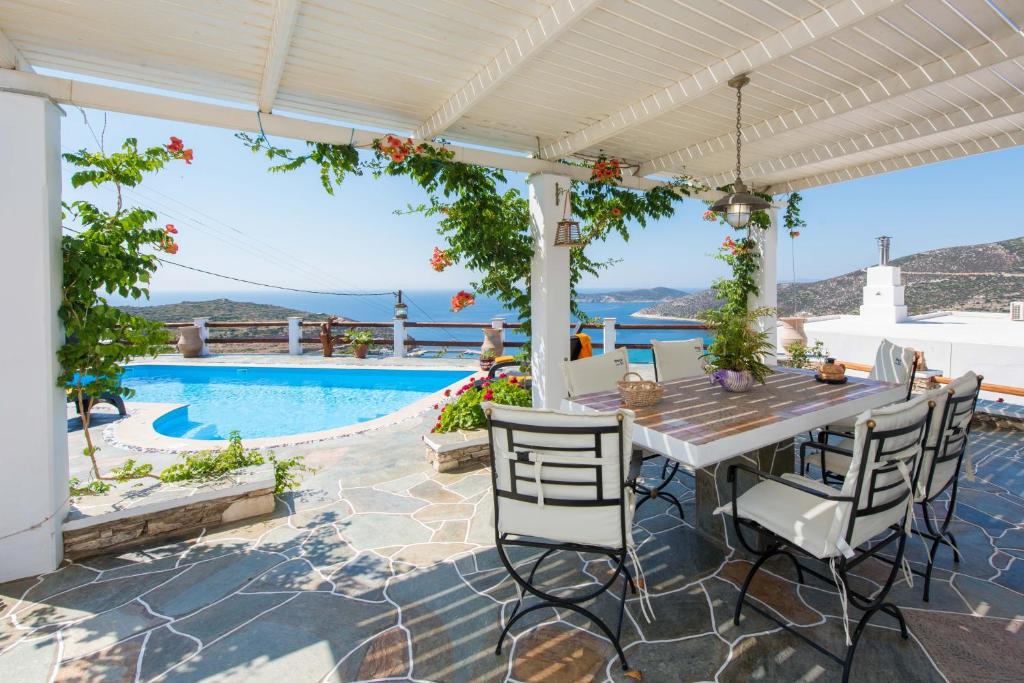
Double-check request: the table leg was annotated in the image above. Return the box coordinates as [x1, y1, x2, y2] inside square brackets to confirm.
[694, 438, 795, 550]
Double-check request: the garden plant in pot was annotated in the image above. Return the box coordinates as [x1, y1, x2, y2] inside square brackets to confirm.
[479, 349, 497, 372]
[347, 330, 374, 359]
[700, 307, 775, 393]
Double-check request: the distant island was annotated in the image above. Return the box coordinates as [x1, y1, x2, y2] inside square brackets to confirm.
[577, 287, 689, 303]
[637, 236, 1024, 319]
[118, 298, 338, 324]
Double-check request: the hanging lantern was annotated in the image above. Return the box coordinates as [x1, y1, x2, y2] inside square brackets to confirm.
[710, 75, 770, 229]
[555, 218, 583, 247]
[554, 183, 585, 247]
[393, 290, 408, 320]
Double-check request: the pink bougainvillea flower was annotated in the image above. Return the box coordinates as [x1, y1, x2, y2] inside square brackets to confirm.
[165, 224, 178, 234]
[433, 403, 439, 409]
[450, 290, 476, 313]
[444, 388, 451, 397]
[483, 390, 494, 401]
[166, 136, 184, 153]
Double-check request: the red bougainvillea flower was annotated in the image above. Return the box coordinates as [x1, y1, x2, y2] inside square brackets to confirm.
[483, 390, 494, 401]
[997, 397, 1005, 403]
[443, 388, 451, 397]
[450, 290, 476, 313]
[703, 209, 718, 222]
[166, 136, 184, 153]
[433, 403, 439, 410]
[509, 377, 518, 384]
[430, 247, 453, 272]
[610, 207, 622, 217]
[165, 224, 178, 234]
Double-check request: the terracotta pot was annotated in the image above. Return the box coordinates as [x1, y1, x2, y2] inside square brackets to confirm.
[177, 326, 203, 358]
[778, 316, 807, 352]
[353, 343, 369, 359]
[481, 328, 504, 357]
[710, 369, 756, 393]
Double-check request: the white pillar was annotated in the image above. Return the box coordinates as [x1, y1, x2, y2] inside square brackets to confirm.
[193, 317, 209, 356]
[751, 206, 779, 364]
[393, 318, 406, 358]
[528, 173, 571, 407]
[0, 91, 68, 581]
[287, 316, 302, 355]
[603, 317, 617, 352]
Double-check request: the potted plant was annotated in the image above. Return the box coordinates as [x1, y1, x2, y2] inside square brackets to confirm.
[347, 330, 374, 359]
[479, 349, 497, 372]
[320, 317, 338, 357]
[700, 307, 775, 392]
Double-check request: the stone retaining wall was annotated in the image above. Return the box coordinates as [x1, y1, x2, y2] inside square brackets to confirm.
[62, 465, 275, 560]
[423, 430, 490, 473]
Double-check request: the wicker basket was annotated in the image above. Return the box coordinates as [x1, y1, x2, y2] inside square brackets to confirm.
[617, 372, 663, 408]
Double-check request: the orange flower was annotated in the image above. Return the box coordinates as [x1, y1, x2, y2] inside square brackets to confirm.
[182, 149, 194, 164]
[165, 224, 178, 234]
[703, 210, 718, 222]
[790, 231, 801, 238]
[164, 241, 179, 255]
[430, 247, 453, 272]
[166, 136, 184, 153]
[450, 290, 476, 313]
[610, 207, 622, 217]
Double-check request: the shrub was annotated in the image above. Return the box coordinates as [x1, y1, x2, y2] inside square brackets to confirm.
[159, 431, 311, 495]
[784, 340, 828, 369]
[433, 376, 530, 433]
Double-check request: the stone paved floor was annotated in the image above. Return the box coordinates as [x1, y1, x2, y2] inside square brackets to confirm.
[1, 415, 1022, 682]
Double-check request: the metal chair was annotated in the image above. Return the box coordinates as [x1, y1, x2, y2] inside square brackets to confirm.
[483, 402, 642, 672]
[723, 396, 934, 683]
[562, 349, 686, 520]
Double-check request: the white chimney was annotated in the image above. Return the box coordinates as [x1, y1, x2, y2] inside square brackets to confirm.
[859, 236, 908, 324]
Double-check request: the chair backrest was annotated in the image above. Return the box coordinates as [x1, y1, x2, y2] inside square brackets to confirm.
[869, 339, 918, 400]
[562, 347, 629, 398]
[483, 402, 635, 550]
[828, 395, 932, 551]
[916, 372, 982, 501]
[650, 338, 705, 382]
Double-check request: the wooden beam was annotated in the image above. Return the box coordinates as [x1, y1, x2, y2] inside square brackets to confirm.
[0, 69, 721, 200]
[638, 38, 1024, 179]
[706, 92, 1024, 188]
[414, 0, 599, 140]
[772, 125, 1024, 193]
[257, 0, 301, 113]
[0, 26, 31, 71]
[538, 0, 903, 160]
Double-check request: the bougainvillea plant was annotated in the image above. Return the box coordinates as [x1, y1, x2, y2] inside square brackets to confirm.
[60, 136, 191, 492]
[432, 375, 531, 433]
[238, 133, 697, 350]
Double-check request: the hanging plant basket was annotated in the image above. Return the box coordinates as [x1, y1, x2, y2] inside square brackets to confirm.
[555, 218, 583, 247]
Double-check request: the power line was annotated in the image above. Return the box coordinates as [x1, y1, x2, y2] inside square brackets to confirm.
[62, 225, 395, 298]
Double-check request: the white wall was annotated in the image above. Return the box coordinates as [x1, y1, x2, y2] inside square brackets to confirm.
[0, 92, 69, 581]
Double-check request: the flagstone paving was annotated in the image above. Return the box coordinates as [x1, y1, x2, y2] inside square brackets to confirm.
[1, 415, 1022, 682]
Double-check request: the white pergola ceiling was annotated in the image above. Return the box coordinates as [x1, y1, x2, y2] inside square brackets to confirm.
[1, 0, 1022, 192]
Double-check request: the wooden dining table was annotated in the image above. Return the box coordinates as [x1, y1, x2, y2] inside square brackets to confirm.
[561, 367, 906, 545]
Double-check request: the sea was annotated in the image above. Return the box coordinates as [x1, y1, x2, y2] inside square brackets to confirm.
[117, 289, 705, 363]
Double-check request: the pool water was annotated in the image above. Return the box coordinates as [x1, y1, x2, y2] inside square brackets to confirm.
[122, 365, 472, 440]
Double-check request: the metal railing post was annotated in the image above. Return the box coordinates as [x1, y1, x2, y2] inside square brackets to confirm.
[287, 317, 302, 355]
[603, 317, 617, 351]
[193, 317, 209, 357]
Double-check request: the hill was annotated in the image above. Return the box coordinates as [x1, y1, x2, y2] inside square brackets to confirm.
[637, 236, 1024, 319]
[118, 298, 338, 324]
[577, 287, 689, 303]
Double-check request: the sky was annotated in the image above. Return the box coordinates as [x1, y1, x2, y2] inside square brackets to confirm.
[59, 105, 1024, 296]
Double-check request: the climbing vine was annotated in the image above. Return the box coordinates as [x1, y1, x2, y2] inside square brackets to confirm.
[238, 136, 695, 346]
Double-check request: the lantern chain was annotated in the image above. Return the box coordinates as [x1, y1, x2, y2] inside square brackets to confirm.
[735, 80, 743, 184]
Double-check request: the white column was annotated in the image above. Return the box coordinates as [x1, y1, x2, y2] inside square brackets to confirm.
[751, 206, 779, 364]
[603, 317, 617, 352]
[287, 316, 302, 355]
[528, 173, 571, 407]
[0, 91, 68, 581]
[193, 317, 210, 356]
[393, 318, 406, 358]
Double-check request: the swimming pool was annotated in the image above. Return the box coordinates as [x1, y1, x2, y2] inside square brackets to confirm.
[121, 365, 472, 440]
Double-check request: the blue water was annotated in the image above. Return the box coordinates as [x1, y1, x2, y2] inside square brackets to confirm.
[120, 289, 708, 363]
[122, 365, 472, 440]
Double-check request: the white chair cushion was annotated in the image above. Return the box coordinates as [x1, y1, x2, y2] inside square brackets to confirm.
[484, 402, 636, 550]
[916, 372, 979, 500]
[562, 348, 629, 398]
[651, 338, 704, 382]
[870, 339, 916, 387]
[721, 477, 849, 559]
